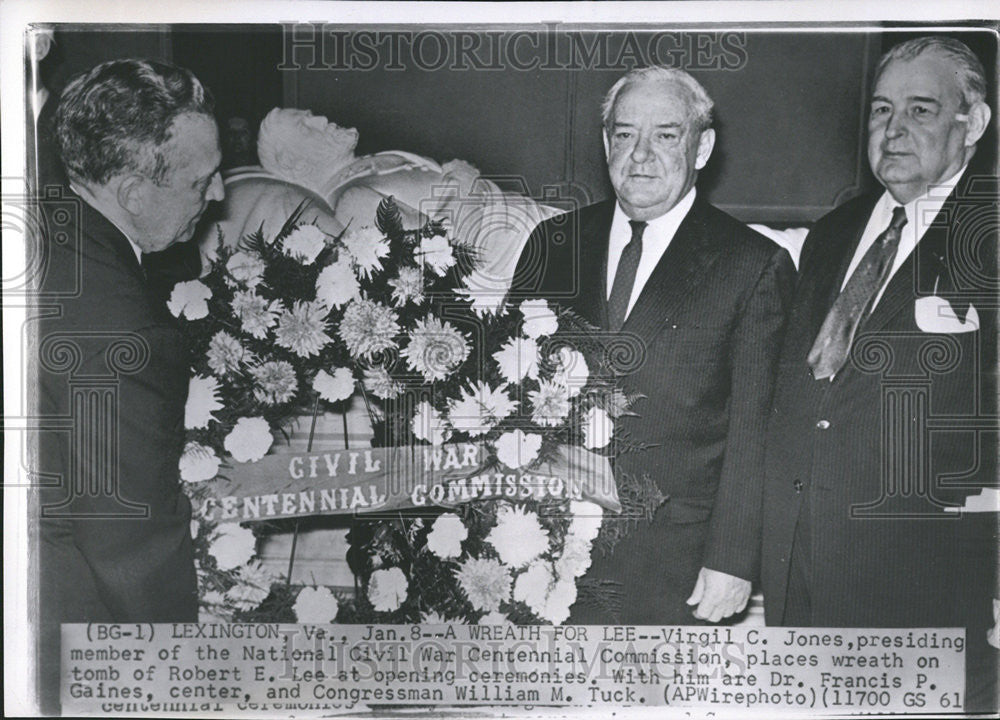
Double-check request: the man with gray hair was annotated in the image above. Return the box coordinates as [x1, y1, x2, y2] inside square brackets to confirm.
[511, 66, 794, 624]
[36, 58, 223, 712]
[761, 36, 996, 710]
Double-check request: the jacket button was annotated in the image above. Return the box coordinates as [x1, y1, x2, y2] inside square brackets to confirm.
[816, 419, 831, 430]
[793, 480, 803, 493]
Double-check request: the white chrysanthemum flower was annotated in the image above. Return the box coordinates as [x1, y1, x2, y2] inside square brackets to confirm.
[338, 298, 400, 360]
[224, 416, 273, 463]
[207, 331, 247, 376]
[418, 233, 455, 276]
[513, 561, 554, 610]
[541, 577, 577, 624]
[168, 279, 212, 320]
[315, 257, 360, 310]
[342, 225, 390, 280]
[448, 381, 517, 437]
[368, 567, 408, 612]
[363, 366, 402, 400]
[420, 611, 451, 625]
[425, 512, 467, 559]
[190, 518, 201, 540]
[388, 266, 425, 307]
[231, 290, 280, 339]
[512, 561, 575, 623]
[185, 374, 223, 429]
[249, 360, 298, 405]
[582, 406, 613, 449]
[529, 380, 571, 427]
[179, 441, 221, 483]
[568, 500, 603, 543]
[210, 523, 256, 571]
[412, 400, 449, 446]
[520, 299, 559, 339]
[226, 251, 265, 287]
[202, 589, 226, 606]
[486, 504, 549, 568]
[274, 300, 331, 357]
[226, 586, 269, 613]
[294, 586, 340, 624]
[401, 316, 470, 382]
[493, 336, 540, 384]
[455, 558, 512, 613]
[494, 429, 542, 470]
[478, 611, 511, 625]
[550, 346, 589, 398]
[313, 367, 354, 403]
[555, 536, 594, 580]
[282, 224, 327, 264]
[455, 269, 508, 317]
[226, 560, 275, 610]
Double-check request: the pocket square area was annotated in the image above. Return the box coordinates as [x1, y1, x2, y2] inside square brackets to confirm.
[914, 295, 979, 333]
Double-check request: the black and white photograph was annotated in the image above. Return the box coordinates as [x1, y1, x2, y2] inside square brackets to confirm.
[2, 1, 998, 717]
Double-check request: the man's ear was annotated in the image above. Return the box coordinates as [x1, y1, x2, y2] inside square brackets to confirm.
[116, 174, 146, 217]
[602, 128, 610, 160]
[962, 101, 991, 148]
[695, 128, 716, 170]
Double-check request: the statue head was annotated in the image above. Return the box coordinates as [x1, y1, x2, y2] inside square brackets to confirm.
[257, 108, 359, 193]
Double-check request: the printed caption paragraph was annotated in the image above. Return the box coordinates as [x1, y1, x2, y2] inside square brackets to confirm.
[62, 624, 964, 714]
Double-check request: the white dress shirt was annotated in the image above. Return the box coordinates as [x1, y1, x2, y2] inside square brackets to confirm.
[606, 187, 697, 319]
[841, 165, 966, 308]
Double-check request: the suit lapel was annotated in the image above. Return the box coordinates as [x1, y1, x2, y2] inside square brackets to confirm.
[620, 199, 718, 338]
[73, 188, 182, 325]
[574, 201, 615, 328]
[862, 177, 968, 334]
[76, 189, 147, 285]
[801, 194, 880, 342]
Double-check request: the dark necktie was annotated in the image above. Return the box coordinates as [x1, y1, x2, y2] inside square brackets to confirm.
[808, 205, 908, 380]
[607, 220, 646, 330]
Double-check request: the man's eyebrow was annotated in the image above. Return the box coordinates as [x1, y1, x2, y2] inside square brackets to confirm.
[871, 94, 942, 105]
[611, 121, 684, 128]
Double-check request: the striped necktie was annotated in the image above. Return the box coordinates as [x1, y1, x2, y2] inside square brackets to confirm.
[607, 220, 646, 330]
[807, 205, 908, 380]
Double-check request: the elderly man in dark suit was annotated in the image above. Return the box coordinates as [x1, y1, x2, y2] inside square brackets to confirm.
[36, 59, 223, 712]
[510, 66, 794, 624]
[761, 36, 997, 710]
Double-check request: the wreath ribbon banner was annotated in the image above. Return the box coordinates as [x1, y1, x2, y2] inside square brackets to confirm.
[197, 442, 621, 523]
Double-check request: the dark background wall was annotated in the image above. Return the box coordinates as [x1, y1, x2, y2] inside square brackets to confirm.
[34, 25, 998, 225]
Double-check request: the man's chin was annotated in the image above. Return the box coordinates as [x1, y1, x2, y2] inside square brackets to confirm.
[874, 161, 920, 186]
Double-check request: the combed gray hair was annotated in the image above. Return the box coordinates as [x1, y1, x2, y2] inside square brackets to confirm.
[601, 66, 714, 133]
[55, 58, 214, 186]
[875, 36, 987, 110]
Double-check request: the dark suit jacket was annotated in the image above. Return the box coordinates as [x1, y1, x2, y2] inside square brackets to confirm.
[511, 197, 795, 623]
[36, 187, 198, 708]
[761, 166, 998, 632]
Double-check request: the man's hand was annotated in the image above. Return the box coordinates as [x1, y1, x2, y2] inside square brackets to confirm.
[686, 567, 751, 622]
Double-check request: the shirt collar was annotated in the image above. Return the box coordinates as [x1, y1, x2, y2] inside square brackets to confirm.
[878, 164, 967, 240]
[614, 186, 697, 236]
